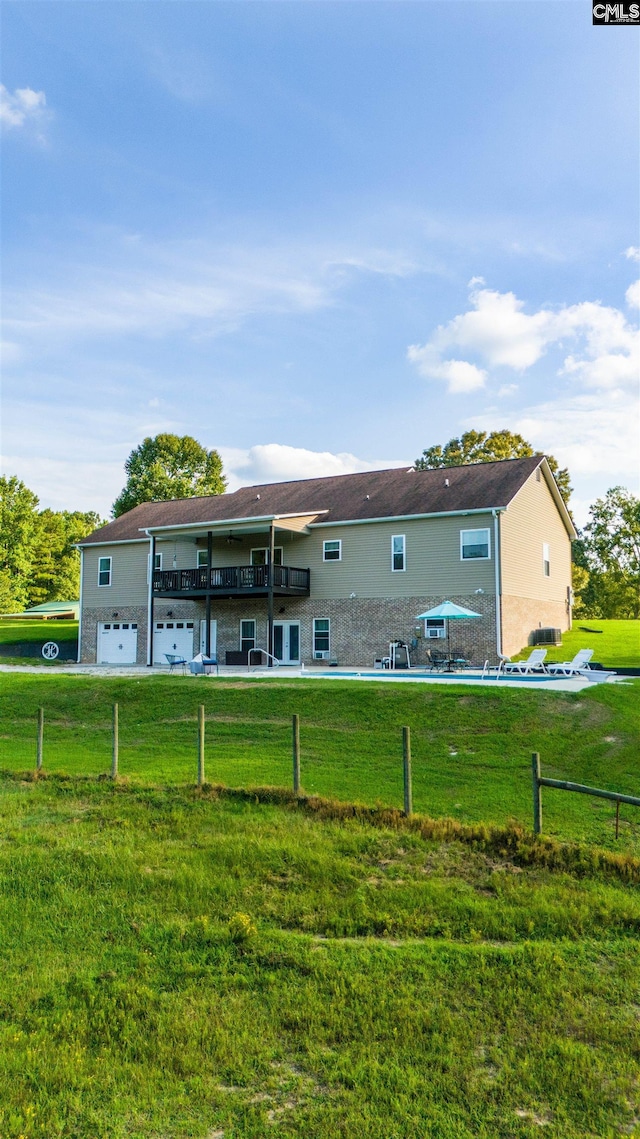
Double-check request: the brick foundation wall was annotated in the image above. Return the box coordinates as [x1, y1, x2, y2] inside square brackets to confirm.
[82, 594, 498, 667]
[200, 594, 497, 667]
[501, 594, 570, 658]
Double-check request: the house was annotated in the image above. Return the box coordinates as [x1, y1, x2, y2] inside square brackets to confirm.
[77, 456, 576, 667]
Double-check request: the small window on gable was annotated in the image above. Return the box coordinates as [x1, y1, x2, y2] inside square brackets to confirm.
[461, 529, 490, 560]
[536, 468, 541, 482]
[98, 556, 112, 586]
[543, 542, 550, 577]
[391, 535, 405, 572]
[323, 540, 341, 562]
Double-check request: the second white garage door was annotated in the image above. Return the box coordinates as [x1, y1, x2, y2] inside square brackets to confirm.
[153, 621, 195, 665]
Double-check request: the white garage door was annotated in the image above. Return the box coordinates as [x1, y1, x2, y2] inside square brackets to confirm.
[153, 621, 195, 665]
[98, 622, 138, 664]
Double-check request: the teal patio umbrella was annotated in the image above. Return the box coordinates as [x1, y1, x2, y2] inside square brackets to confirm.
[415, 600, 483, 663]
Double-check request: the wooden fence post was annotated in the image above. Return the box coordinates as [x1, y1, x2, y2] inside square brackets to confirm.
[292, 714, 301, 794]
[403, 726, 412, 817]
[36, 707, 44, 772]
[111, 703, 119, 779]
[532, 752, 542, 835]
[198, 704, 205, 787]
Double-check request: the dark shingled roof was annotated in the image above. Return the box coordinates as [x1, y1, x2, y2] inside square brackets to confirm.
[80, 456, 547, 545]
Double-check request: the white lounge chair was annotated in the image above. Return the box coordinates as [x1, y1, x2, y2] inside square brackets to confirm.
[503, 648, 547, 675]
[547, 649, 594, 676]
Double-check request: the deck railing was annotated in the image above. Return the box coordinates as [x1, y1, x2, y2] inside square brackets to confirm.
[152, 564, 310, 595]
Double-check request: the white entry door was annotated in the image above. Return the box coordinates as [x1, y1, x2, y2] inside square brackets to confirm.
[153, 621, 195, 665]
[97, 622, 138, 664]
[273, 621, 300, 665]
[199, 620, 218, 657]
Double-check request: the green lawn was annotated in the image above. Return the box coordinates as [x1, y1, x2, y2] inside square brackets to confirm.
[513, 619, 640, 668]
[0, 776, 638, 1139]
[1, 674, 639, 852]
[0, 619, 78, 645]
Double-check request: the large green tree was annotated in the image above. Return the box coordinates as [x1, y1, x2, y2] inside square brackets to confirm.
[112, 434, 227, 518]
[574, 487, 640, 619]
[0, 475, 100, 612]
[0, 476, 40, 610]
[414, 429, 572, 505]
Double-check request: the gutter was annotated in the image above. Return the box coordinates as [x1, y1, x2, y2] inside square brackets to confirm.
[310, 506, 504, 529]
[141, 510, 328, 536]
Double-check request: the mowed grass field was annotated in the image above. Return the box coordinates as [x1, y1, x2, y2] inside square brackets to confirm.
[1, 674, 639, 852]
[0, 619, 79, 644]
[1, 775, 639, 1139]
[512, 619, 640, 668]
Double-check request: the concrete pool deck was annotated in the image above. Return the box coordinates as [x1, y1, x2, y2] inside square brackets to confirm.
[0, 661, 629, 692]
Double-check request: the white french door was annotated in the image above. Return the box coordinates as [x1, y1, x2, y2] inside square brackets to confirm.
[273, 621, 300, 665]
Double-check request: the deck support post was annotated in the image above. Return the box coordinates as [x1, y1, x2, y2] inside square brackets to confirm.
[267, 521, 275, 667]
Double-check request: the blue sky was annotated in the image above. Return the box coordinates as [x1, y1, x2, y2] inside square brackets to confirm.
[2, 1, 638, 526]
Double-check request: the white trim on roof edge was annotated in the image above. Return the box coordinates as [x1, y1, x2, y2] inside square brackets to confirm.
[310, 507, 503, 528]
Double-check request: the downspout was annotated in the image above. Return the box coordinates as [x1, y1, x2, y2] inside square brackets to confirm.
[147, 534, 156, 666]
[77, 547, 84, 663]
[492, 509, 502, 658]
[205, 530, 212, 658]
[267, 521, 275, 667]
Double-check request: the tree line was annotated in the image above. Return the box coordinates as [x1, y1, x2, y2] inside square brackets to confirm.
[1, 430, 637, 618]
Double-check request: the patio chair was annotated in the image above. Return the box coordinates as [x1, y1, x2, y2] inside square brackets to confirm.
[427, 649, 449, 672]
[547, 649, 594, 676]
[448, 649, 471, 670]
[503, 648, 548, 675]
[165, 653, 187, 674]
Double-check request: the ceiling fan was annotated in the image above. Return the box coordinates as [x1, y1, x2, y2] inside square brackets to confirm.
[225, 532, 243, 544]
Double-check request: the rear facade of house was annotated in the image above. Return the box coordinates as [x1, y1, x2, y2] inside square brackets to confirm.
[77, 457, 575, 668]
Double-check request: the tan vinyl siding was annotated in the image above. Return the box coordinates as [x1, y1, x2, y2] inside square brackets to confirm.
[306, 515, 496, 600]
[500, 471, 572, 604]
[82, 542, 149, 608]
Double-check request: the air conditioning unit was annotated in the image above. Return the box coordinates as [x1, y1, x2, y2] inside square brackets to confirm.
[314, 650, 330, 660]
[427, 627, 446, 639]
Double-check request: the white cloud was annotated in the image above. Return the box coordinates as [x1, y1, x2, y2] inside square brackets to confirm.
[220, 444, 410, 492]
[0, 85, 47, 133]
[626, 279, 640, 309]
[408, 281, 639, 395]
[470, 386, 639, 525]
[625, 247, 640, 262]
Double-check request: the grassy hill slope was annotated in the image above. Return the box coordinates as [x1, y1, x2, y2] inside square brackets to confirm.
[1, 675, 638, 851]
[0, 776, 638, 1139]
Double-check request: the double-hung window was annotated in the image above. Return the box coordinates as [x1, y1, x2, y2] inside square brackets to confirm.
[460, 528, 490, 560]
[391, 535, 405, 572]
[197, 549, 208, 568]
[148, 551, 162, 581]
[98, 556, 112, 587]
[543, 543, 550, 577]
[240, 620, 256, 652]
[313, 618, 330, 656]
[323, 540, 341, 562]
